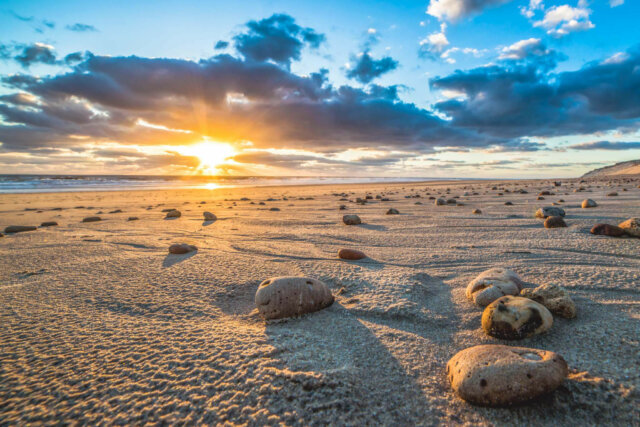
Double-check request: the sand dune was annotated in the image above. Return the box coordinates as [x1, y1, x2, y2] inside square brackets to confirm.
[1, 178, 639, 425]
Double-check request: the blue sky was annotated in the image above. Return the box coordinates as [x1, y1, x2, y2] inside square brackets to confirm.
[0, 0, 639, 177]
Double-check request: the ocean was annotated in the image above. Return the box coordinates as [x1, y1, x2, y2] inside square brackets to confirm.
[0, 175, 455, 193]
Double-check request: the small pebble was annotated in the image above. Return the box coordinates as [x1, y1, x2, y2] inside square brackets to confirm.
[544, 216, 567, 228]
[338, 248, 367, 260]
[169, 243, 197, 254]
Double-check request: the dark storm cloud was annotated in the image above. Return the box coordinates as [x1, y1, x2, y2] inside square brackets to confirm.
[568, 141, 640, 150]
[0, 48, 504, 153]
[66, 23, 98, 32]
[346, 52, 399, 84]
[233, 14, 325, 67]
[430, 45, 640, 138]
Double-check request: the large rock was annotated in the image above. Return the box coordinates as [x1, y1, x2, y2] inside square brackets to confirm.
[535, 207, 565, 218]
[82, 216, 101, 223]
[435, 198, 446, 206]
[342, 214, 362, 225]
[618, 218, 640, 237]
[203, 211, 217, 221]
[169, 243, 197, 254]
[581, 199, 597, 208]
[255, 277, 334, 320]
[520, 283, 576, 319]
[482, 296, 553, 340]
[338, 248, 367, 260]
[40, 222, 58, 227]
[165, 209, 181, 218]
[4, 225, 37, 233]
[544, 216, 567, 228]
[466, 268, 525, 307]
[386, 208, 399, 215]
[447, 345, 568, 406]
[591, 223, 626, 237]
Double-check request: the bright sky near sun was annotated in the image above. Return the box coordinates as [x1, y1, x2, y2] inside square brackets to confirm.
[0, 0, 639, 177]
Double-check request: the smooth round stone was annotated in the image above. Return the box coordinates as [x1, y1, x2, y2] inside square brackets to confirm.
[544, 216, 567, 228]
[472, 209, 482, 214]
[618, 218, 640, 237]
[466, 268, 525, 307]
[269, 207, 280, 211]
[482, 296, 553, 340]
[168, 243, 197, 254]
[435, 198, 446, 206]
[165, 209, 181, 218]
[590, 223, 625, 237]
[447, 345, 568, 406]
[40, 222, 58, 227]
[342, 214, 361, 225]
[4, 225, 37, 233]
[581, 199, 597, 208]
[386, 208, 399, 215]
[255, 277, 334, 320]
[203, 212, 217, 221]
[82, 216, 101, 223]
[338, 248, 367, 260]
[521, 283, 576, 319]
[128, 217, 139, 221]
[534, 207, 565, 218]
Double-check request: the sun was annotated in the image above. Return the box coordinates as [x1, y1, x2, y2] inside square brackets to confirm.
[179, 141, 236, 174]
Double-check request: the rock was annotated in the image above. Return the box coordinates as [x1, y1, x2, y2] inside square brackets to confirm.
[482, 296, 553, 340]
[168, 243, 197, 254]
[269, 207, 280, 211]
[520, 283, 576, 319]
[544, 216, 567, 228]
[82, 216, 101, 223]
[504, 201, 513, 206]
[466, 268, 525, 307]
[591, 223, 625, 237]
[40, 222, 58, 227]
[4, 225, 37, 233]
[338, 248, 367, 260]
[472, 209, 482, 214]
[435, 198, 446, 206]
[538, 191, 552, 196]
[203, 212, 217, 221]
[339, 205, 346, 210]
[128, 217, 139, 221]
[165, 209, 181, 218]
[446, 198, 457, 204]
[255, 277, 334, 320]
[447, 345, 568, 406]
[618, 218, 640, 237]
[581, 199, 597, 208]
[0, 232, 3, 237]
[342, 214, 361, 225]
[606, 192, 618, 197]
[386, 208, 399, 215]
[534, 207, 565, 218]
[537, 196, 545, 200]
[109, 209, 123, 214]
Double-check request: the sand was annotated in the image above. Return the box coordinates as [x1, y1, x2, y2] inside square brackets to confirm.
[0, 178, 639, 425]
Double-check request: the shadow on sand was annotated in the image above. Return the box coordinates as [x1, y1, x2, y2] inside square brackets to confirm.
[162, 250, 197, 267]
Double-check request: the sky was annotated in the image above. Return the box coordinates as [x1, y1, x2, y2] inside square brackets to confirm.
[0, 0, 639, 178]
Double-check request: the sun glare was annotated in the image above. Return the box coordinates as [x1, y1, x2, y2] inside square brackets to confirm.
[179, 141, 236, 174]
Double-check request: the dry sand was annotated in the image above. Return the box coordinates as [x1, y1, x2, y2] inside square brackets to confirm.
[0, 178, 639, 425]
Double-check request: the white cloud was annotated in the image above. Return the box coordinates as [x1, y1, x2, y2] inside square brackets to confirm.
[534, 3, 594, 37]
[520, 0, 544, 18]
[610, 0, 624, 6]
[419, 22, 450, 56]
[427, 0, 512, 22]
[498, 38, 543, 59]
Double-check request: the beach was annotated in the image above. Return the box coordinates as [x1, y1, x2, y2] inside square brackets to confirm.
[1, 178, 638, 425]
